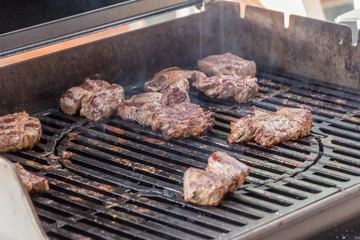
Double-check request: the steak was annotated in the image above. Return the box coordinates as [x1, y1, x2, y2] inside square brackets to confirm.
[195, 53, 259, 103]
[15, 163, 49, 193]
[0, 112, 42, 153]
[206, 151, 250, 192]
[118, 88, 190, 127]
[59, 86, 86, 115]
[197, 52, 256, 77]
[60, 78, 125, 121]
[119, 87, 212, 139]
[60, 79, 111, 115]
[159, 87, 190, 106]
[182, 167, 230, 206]
[227, 107, 313, 147]
[192, 74, 258, 103]
[182, 151, 250, 206]
[144, 67, 206, 92]
[117, 92, 163, 122]
[136, 88, 191, 127]
[135, 102, 163, 127]
[151, 102, 214, 139]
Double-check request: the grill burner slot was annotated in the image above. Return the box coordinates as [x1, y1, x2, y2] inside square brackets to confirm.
[6, 73, 360, 239]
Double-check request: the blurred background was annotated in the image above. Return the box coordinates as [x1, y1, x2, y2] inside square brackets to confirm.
[239, 0, 359, 43]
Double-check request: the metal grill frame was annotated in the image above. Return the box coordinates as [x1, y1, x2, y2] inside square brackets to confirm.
[2, 1, 360, 239]
[4, 71, 360, 239]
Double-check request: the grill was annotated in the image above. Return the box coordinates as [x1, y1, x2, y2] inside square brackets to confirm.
[5, 71, 360, 239]
[2, 1, 360, 239]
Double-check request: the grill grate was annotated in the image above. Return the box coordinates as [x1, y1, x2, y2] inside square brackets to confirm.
[5, 72, 360, 239]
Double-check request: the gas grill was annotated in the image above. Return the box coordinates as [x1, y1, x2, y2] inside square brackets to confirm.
[1, 1, 360, 239]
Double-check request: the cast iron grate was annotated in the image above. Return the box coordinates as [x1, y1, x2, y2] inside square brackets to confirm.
[5, 72, 360, 239]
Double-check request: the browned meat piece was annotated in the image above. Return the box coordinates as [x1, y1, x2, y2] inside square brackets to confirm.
[15, 163, 49, 193]
[80, 78, 111, 91]
[151, 102, 214, 139]
[197, 52, 256, 77]
[0, 112, 42, 153]
[182, 151, 251, 206]
[192, 74, 258, 103]
[118, 92, 163, 122]
[228, 107, 313, 147]
[80, 84, 124, 121]
[195, 53, 259, 103]
[119, 88, 211, 139]
[182, 167, 230, 206]
[145, 67, 206, 92]
[206, 151, 250, 192]
[160, 87, 190, 106]
[59, 86, 87, 115]
[276, 108, 313, 136]
[136, 88, 191, 127]
[60, 78, 125, 121]
[135, 102, 163, 127]
[118, 88, 191, 127]
[60, 78, 109, 116]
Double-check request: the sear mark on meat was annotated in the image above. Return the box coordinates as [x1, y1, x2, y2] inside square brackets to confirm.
[144, 67, 206, 92]
[118, 88, 192, 131]
[118, 88, 212, 139]
[60, 78, 125, 121]
[183, 151, 250, 206]
[15, 163, 49, 193]
[118, 92, 163, 122]
[197, 52, 256, 77]
[151, 102, 214, 139]
[0, 112, 42, 153]
[192, 74, 258, 103]
[182, 167, 230, 206]
[136, 88, 191, 128]
[59, 86, 86, 115]
[160, 87, 190, 106]
[80, 84, 124, 121]
[195, 52, 259, 103]
[206, 151, 250, 192]
[228, 107, 313, 147]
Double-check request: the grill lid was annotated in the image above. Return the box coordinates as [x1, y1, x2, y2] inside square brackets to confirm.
[6, 72, 360, 240]
[0, 0, 202, 56]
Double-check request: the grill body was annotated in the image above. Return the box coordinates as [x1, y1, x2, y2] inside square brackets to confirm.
[1, 1, 360, 239]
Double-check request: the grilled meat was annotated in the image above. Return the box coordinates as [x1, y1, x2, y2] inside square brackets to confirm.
[135, 102, 163, 127]
[80, 84, 124, 121]
[276, 107, 313, 135]
[206, 151, 250, 192]
[160, 87, 190, 106]
[192, 74, 258, 103]
[80, 78, 112, 91]
[59, 86, 86, 115]
[183, 151, 250, 206]
[194, 53, 259, 103]
[117, 92, 163, 122]
[182, 167, 230, 206]
[228, 107, 313, 147]
[118, 88, 190, 127]
[197, 52, 256, 77]
[60, 78, 125, 121]
[145, 67, 206, 92]
[118, 87, 212, 139]
[15, 163, 49, 193]
[151, 102, 214, 139]
[0, 112, 42, 153]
